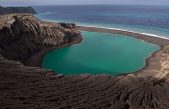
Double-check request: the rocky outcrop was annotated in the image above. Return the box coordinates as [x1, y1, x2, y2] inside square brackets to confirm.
[0, 6, 37, 15]
[0, 14, 169, 109]
[59, 23, 77, 29]
[0, 14, 81, 63]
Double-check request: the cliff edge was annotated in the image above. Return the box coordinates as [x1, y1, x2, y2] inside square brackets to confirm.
[0, 14, 81, 64]
[0, 14, 169, 109]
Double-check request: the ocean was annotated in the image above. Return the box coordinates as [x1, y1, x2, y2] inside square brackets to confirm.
[33, 5, 163, 75]
[34, 5, 169, 37]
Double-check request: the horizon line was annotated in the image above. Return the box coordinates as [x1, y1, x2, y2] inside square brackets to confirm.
[2, 4, 169, 7]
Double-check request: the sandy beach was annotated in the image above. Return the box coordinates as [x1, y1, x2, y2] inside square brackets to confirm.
[78, 26, 169, 47]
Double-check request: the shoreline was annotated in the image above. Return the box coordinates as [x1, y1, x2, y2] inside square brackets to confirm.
[78, 26, 169, 75]
[78, 25, 169, 40]
[132, 46, 162, 75]
[25, 25, 169, 75]
[25, 36, 82, 67]
[79, 26, 169, 47]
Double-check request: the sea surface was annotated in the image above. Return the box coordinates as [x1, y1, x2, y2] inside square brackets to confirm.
[34, 5, 163, 75]
[42, 32, 159, 75]
[34, 5, 169, 37]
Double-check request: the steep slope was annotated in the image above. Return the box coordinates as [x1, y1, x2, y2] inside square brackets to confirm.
[0, 14, 169, 109]
[0, 14, 81, 63]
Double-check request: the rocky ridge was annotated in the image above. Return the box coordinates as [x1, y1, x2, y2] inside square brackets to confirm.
[0, 14, 81, 63]
[0, 14, 169, 109]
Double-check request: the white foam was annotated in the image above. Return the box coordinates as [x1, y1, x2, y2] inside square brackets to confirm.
[78, 25, 169, 40]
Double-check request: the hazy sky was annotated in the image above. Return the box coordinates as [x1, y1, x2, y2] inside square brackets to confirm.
[1, 0, 169, 6]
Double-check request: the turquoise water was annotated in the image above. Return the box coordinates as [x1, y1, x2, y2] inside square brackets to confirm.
[36, 5, 163, 75]
[42, 32, 160, 75]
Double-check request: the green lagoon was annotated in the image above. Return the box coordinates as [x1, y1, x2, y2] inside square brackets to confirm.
[42, 31, 160, 75]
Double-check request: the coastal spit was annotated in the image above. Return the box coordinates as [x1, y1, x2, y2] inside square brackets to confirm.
[1, 14, 169, 109]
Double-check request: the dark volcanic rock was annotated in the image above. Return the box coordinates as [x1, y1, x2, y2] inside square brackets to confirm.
[0, 14, 81, 63]
[1, 46, 169, 109]
[0, 14, 169, 109]
[59, 23, 77, 29]
[0, 6, 37, 15]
